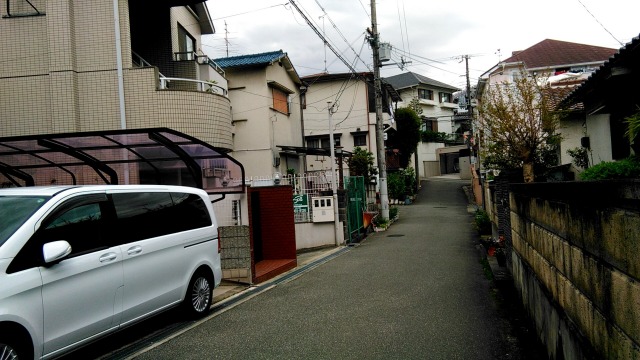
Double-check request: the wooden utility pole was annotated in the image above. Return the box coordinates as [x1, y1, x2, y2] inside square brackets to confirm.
[370, 0, 389, 221]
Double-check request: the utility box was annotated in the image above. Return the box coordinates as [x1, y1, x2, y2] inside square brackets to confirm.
[379, 43, 392, 62]
[312, 196, 335, 222]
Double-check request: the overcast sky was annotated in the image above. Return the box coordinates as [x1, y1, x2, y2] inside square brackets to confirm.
[202, 0, 640, 90]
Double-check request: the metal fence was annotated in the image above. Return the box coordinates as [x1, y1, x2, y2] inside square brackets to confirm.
[212, 172, 380, 227]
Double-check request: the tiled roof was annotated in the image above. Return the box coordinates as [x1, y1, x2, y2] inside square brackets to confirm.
[560, 33, 640, 108]
[502, 39, 616, 69]
[213, 50, 286, 69]
[384, 72, 459, 92]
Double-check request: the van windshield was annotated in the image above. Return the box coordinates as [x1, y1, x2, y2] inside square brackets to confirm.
[0, 196, 50, 246]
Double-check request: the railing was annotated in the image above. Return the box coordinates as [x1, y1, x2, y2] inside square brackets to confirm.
[133, 51, 227, 96]
[132, 51, 166, 78]
[159, 77, 228, 96]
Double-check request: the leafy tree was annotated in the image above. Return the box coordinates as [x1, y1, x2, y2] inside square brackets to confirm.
[347, 147, 378, 183]
[478, 69, 562, 182]
[388, 107, 421, 169]
[407, 97, 424, 116]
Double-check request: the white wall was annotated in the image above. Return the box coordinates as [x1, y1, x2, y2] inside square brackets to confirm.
[559, 118, 585, 166]
[295, 222, 342, 250]
[412, 142, 444, 178]
[586, 114, 612, 165]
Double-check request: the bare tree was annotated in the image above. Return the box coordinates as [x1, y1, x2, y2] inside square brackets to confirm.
[478, 70, 561, 182]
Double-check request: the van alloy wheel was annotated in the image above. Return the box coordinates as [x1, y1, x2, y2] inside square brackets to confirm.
[191, 276, 211, 313]
[0, 343, 18, 360]
[184, 270, 213, 318]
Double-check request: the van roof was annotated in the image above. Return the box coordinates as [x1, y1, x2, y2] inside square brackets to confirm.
[0, 185, 205, 197]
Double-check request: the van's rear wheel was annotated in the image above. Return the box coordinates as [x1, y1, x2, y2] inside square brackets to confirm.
[183, 270, 213, 318]
[0, 342, 18, 360]
[0, 337, 27, 360]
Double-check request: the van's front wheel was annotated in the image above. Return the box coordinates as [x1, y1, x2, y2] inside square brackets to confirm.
[183, 269, 213, 318]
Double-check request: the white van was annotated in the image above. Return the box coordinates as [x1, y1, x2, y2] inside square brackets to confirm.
[0, 185, 222, 359]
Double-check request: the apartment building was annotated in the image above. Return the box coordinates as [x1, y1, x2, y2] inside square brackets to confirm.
[0, 0, 231, 150]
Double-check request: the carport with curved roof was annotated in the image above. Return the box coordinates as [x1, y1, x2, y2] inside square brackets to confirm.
[0, 128, 245, 195]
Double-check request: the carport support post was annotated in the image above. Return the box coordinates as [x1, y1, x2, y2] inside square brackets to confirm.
[328, 102, 341, 246]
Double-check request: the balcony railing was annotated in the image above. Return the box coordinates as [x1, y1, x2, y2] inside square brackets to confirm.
[159, 77, 228, 96]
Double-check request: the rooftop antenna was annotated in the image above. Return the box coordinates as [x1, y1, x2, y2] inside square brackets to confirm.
[320, 15, 327, 72]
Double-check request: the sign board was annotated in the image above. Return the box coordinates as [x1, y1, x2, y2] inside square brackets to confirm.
[293, 194, 309, 214]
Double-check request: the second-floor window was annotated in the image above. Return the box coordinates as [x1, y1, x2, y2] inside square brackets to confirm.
[272, 88, 289, 114]
[439, 92, 452, 103]
[353, 134, 366, 146]
[177, 25, 195, 61]
[418, 89, 433, 100]
[306, 136, 340, 149]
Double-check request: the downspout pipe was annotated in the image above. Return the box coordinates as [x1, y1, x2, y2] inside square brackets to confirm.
[113, 0, 129, 183]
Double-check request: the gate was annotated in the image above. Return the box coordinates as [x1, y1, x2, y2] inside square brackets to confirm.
[344, 176, 366, 243]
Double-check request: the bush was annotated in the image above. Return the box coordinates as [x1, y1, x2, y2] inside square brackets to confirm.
[579, 157, 640, 180]
[389, 206, 398, 219]
[474, 209, 491, 235]
[387, 168, 417, 201]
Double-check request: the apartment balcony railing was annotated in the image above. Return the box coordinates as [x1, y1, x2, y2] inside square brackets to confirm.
[132, 51, 228, 96]
[159, 77, 228, 96]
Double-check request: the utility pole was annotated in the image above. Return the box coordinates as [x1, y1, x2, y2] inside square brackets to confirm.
[370, 0, 389, 221]
[328, 102, 342, 246]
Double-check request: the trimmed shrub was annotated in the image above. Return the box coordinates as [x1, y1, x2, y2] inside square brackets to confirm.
[579, 157, 640, 180]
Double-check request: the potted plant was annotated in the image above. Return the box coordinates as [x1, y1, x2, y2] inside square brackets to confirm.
[373, 215, 389, 232]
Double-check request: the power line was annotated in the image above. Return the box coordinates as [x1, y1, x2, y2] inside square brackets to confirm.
[288, 0, 362, 77]
[577, 0, 623, 46]
[212, 3, 289, 20]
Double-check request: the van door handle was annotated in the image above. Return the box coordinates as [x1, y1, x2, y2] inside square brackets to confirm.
[127, 246, 142, 256]
[99, 253, 118, 263]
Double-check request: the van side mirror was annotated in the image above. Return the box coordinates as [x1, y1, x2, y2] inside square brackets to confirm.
[43, 241, 72, 264]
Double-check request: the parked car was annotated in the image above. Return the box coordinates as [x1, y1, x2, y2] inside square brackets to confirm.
[0, 185, 222, 359]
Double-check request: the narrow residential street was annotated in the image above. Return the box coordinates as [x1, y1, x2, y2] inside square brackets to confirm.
[126, 178, 544, 360]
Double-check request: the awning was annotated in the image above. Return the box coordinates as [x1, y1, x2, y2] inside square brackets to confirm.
[0, 128, 245, 194]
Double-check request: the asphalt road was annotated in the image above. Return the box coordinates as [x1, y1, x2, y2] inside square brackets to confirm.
[128, 178, 536, 360]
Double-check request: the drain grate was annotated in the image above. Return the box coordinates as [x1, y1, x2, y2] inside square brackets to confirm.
[387, 234, 405, 237]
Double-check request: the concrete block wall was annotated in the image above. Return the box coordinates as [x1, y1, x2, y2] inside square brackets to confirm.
[508, 180, 640, 360]
[219, 225, 251, 283]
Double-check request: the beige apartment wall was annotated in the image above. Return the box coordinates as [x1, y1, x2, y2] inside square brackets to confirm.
[170, 7, 202, 55]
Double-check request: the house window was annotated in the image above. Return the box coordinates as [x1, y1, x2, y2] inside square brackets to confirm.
[439, 92, 452, 103]
[354, 134, 366, 146]
[306, 136, 340, 149]
[272, 87, 289, 114]
[423, 119, 438, 132]
[177, 25, 195, 61]
[418, 89, 433, 100]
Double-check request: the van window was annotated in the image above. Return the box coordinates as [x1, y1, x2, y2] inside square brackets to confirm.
[170, 192, 212, 232]
[112, 192, 212, 243]
[8, 195, 109, 273]
[42, 202, 108, 256]
[0, 195, 49, 246]
[112, 192, 175, 242]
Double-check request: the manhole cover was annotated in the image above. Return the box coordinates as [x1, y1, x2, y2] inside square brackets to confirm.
[387, 234, 405, 237]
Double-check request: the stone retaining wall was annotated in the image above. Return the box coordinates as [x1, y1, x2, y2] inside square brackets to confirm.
[507, 180, 640, 360]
